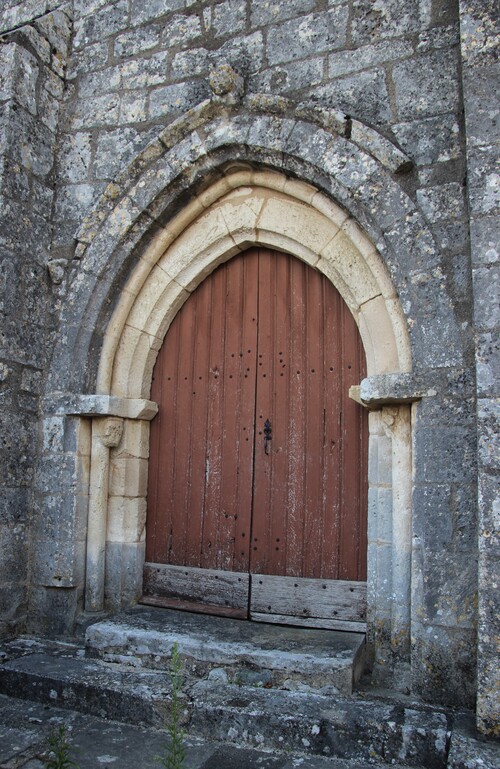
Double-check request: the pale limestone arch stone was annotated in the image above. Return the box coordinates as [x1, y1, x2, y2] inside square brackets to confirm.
[98, 169, 411, 400]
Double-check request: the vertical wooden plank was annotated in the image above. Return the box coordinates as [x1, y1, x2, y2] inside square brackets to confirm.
[250, 248, 273, 573]
[200, 262, 227, 569]
[267, 252, 292, 576]
[284, 254, 308, 577]
[184, 276, 212, 566]
[321, 279, 342, 580]
[339, 299, 367, 580]
[233, 250, 259, 572]
[302, 265, 325, 579]
[148, 312, 180, 564]
[217, 252, 258, 572]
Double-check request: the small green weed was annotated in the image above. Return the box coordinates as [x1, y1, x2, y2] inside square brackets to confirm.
[156, 641, 186, 769]
[44, 725, 80, 769]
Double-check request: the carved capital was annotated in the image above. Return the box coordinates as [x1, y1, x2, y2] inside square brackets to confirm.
[94, 416, 124, 448]
[381, 406, 400, 438]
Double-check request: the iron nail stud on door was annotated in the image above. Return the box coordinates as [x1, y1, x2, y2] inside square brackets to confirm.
[264, 419, 272, 454]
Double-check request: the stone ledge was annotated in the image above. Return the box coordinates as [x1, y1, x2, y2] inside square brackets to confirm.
[42, 393, 158, 420]
[351, 372, 442, 408]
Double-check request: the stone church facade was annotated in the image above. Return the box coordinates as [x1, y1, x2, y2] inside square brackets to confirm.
[0, 0, 498, 736]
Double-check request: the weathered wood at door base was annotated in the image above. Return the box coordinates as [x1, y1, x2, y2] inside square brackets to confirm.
[250, 574, 367, 624]
[142, 563, 249, 613]
[140, 595, 248, 619]
[250, 613, 367, 632]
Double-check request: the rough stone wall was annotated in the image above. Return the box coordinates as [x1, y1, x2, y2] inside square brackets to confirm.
[49, 0, 478, 710]
[0, 0, 497, 731]
[459, 0, 500, 737]
[0, 4, 71, 637]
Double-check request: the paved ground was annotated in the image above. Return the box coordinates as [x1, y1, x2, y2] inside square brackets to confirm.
[0, 693, 416, 769]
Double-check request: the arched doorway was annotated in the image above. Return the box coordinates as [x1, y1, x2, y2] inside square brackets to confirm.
[143, 247, 368, 628]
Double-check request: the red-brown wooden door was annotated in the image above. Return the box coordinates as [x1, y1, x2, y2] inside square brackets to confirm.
[143, 248, 368, 629]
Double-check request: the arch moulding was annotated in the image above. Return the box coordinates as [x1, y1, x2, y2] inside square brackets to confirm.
[75, 168, 415, 679]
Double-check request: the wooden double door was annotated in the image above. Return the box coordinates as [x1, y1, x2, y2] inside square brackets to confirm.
[143, 248, 368, 629]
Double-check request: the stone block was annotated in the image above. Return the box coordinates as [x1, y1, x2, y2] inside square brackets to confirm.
[105, 541, 145, 609]
[393, 49, 460, 121]
[109, 456, 149, 498]
[250, 0, 315, 28]
[0, 524, 28, 583]
[462, 63, 500, 149]
[35, 10, 72, 61]
[120, 51, 168, 90]
[43, 95, 67, 142]
[78, 66, 121, 98]
[171, 46, 210, 79]
[448, 720, 500, 768]
[329, 38, 413, 79]
[1, 105, 55, 178]
[212, 31, 265, 74]
[73, 0, 129, 49]
[71, 92, 120, 128]
[267, 8, 348, 66]
[367, 486, 392, 543]
[58, 132, 92, 183]
[477, 398, 500, 470]
[119, 91, 148, 124]
[416, 23, 460, 53]
[417, 182, 466, 224]
[0, 155, 30, 201]
[0, 486, 29, 525]
[42, 415, 65, 453]
[114, 23, 162, 58]
[94, 126, 159, 180]
[412, 624, 476, 707]
[249, 57, 324, 95]
[27, 586, 79, 636]
[54, 182, 100, 222]
[350, 0, 422, 45]
[211, 0, 246, 38]
[36, 453, 78, 495]
[130, 0, 184, 27]
[33, 493, 85, 542]
[31, 535, 83, 587]
[415, 424, 476, 485]
[368, 428, 392, 486]
[479, 472, 500, 555]
[66, 40, 109, 80]
[148, 80, 210, 121]
[107, 496, 147, 542]
[467, 145, 500, 217]
[393, 113, 461, 167]
[311, 69, 392, 125]
[476, 331, 500, 397]
[473, 266, 500, 331]
[470, 214, 499, 268]
[0, 43, 38, 117]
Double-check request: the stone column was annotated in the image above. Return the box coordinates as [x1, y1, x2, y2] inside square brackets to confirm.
[85, 417, 124, 612]
[381, 406, 412, 660]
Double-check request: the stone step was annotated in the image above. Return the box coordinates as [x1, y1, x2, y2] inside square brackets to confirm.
[84, 605, 366, 695]
[0, 638, 172, 727]
[188, 679, 451, 767]
[0, 634, 457, 768]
